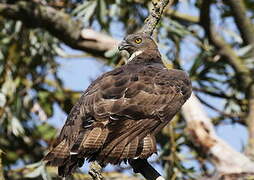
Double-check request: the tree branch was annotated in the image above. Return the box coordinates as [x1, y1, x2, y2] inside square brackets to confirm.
[196, 94, 242, 120]
[165, 9, 199, 24]
[142, 0, 173, 36]
[182, 94, 254, 177]
[88, 162, 104, 180]
[0, 1, 119, 58]
[245, 86, 254, 159]
[7, 165, 142, 180]
[225, 0, 254, 45]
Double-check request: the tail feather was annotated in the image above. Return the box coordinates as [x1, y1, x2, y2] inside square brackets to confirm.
[120, 134, 157, 160]
[58, 155, 84, 177]
[99, 120, 145, 158]
[71, 127, 108, 154]
[98, 119, 159, 164]
[124, 136, 139, 158]
[44, 139, 69, 166]
[83, 127, 108, 149]
[111, 138, 129, 163]
[139, 134, 157, 158]
[70, 129, 90, 153]
[44, 118, 160, 176]
[100, 138, 128, 164]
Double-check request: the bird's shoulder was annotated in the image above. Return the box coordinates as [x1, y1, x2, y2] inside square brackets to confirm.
[82, 62, 192, 114]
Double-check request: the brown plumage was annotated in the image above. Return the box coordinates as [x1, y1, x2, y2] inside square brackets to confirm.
[43, 33, 192, 177]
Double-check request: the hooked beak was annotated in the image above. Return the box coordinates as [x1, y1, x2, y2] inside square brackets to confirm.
[118, 40, 130, 51]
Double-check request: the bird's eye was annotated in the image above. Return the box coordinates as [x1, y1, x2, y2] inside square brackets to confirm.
[135, 38, 142, 44]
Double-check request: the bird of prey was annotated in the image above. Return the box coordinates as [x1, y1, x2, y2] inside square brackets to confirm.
[44, 33, 192, 177]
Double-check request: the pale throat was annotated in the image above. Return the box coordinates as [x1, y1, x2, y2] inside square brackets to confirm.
[125, 50, 144, 63]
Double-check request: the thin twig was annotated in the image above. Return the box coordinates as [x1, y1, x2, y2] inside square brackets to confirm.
[225, 0, 254, 45]
[195, 94, 242, 120]
[88, 161, 104, 180]
[0, 1, 118, 58]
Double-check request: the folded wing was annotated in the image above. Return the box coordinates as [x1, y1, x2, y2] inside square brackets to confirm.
[44, 63, 192, 176]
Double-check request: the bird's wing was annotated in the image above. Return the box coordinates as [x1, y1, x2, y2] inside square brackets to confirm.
[44, 63, 191, 170]
[90, 65, 191, 163]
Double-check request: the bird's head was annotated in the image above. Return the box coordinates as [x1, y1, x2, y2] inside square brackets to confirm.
[118, 33, 158, 62]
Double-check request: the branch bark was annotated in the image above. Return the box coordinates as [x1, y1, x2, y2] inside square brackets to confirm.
[88, 162, 104, 180]
[142, 0, 172, 36]
[182, 94, 254, 178]
[245, 86, 254, 159]
[0, 1, 119, 58]
[165, 9, 199, 24]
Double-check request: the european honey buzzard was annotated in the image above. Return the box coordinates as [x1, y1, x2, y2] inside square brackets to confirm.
[44, 33, 192, 177]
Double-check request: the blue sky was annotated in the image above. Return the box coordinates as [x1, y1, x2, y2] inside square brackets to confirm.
[47, 1, 249, 176]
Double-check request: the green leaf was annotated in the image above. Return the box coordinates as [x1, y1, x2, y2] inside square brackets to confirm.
[74, 1, 97, 24]
[189, 56, 203, 76]
[236, 44, 253, 57]
[83, 1, 97, 23]
[1, 37, 11, 44]
[6, 151, 18, 161]
[38, 91, 50, 101]
[98, 0, 107, 25]
[72, 1, 93, 15]
[36, 123, 56, 140]
[10, 116, 24, 136]
[25, 161, 42, 169]
[222, 28, 243, 44]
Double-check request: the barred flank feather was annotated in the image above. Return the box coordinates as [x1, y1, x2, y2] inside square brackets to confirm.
[82, 127, 108, 150]
[96, 119, 159, 164]
[125, 136, 139, 158]
[71, 127, 108, 153]
[139, 134, 156, 158]
[108, 138, 128, 164]
[44, 139, 69, 166]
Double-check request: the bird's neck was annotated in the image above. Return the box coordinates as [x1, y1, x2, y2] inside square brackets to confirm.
[126, 50, 144, 63]
[126, 49, 162, 65]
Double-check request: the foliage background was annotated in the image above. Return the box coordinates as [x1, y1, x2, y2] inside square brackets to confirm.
[0, 0, 254, 179]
